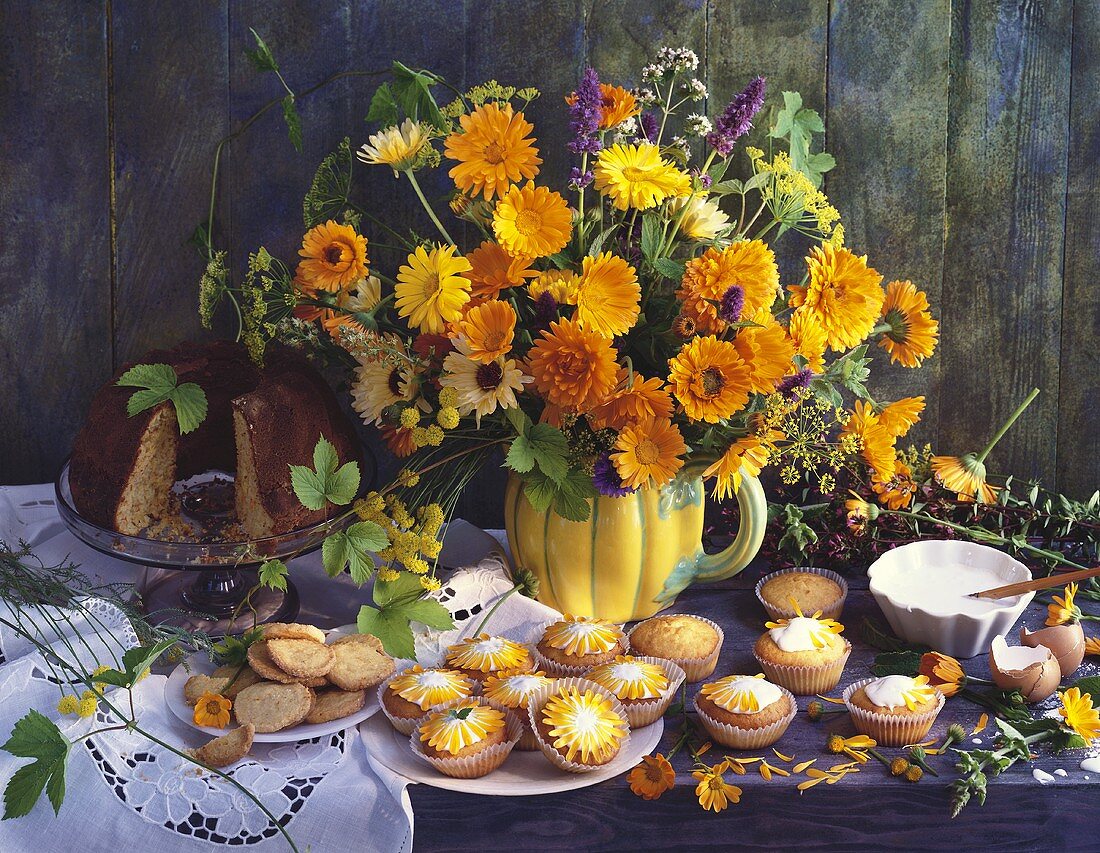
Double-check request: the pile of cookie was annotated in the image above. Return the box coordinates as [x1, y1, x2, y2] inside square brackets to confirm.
[182, 622, 395, 766]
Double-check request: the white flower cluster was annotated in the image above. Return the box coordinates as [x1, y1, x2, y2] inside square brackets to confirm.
[636, 86, 659, 108]
[685, 114, 713, 136]
[681, 78, 708, 101]
[642, 47, 700, 82]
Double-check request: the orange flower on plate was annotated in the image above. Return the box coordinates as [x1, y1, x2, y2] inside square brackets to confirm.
[453, 300, 516, 364]
[611, 417, 687, 491]
[667, 335, 752, 423]
[445, 102, 542, 200]
[627, 753, 675, 800]
[296, 220, 369, 292]
[527, 318, 618, 411]
[193, 692, 232, 728]
[463, 240, 538, 300]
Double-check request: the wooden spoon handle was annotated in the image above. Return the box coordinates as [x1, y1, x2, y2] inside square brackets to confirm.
[972, 565, 1100, 600]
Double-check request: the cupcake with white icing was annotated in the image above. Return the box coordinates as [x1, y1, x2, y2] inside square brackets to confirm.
[752, 602, 851, 694]
[527, 678, 631, 773]
[378, 666, 474, 734]
[693, 673, 798, 749]
[411, 698, 523, 779]
[843, 674, 945, 746]
[481, 669, 556, 749]
[445, 634, 534, 685]
[533, 614, 628, 676]
[586, 655, 686, 728]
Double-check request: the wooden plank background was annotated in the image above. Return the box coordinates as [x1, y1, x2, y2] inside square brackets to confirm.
[0, 0, 1096, 524]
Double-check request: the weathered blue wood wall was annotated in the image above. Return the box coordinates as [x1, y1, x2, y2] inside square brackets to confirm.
[1, 0, 1097, 523]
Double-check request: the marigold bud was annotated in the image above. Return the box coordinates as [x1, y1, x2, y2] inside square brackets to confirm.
[890, 758, 910, 777]
[905, 765, 923, 783]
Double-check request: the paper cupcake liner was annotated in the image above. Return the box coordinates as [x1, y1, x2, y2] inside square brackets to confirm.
[753, 639, 852, 695]
[842, 678, 946, 746]
[592, 657, 686, 729]
[530, 620, 629, 677]
[410, 703, 523, 779]
[626, 615, 724, 683]
[526, 677, 632, 774]
[693, 685, 798, 749]
[376, 670, 474, 736]
[754, 566, 849, 621]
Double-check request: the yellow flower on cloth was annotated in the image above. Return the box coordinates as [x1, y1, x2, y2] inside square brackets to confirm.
[667, 335, 752, 423]
[841, 400, 897, 482]
[878, 397, 925, 439]
[452, 299, 516, 363]
[878, 279, 939, 368]
[395, 244, 472, 333]
[358, 118, 431, 174]
[587, 656, 670, 701]
[733, 309, 797, 395]
[1059, 687, 1100, 744]
[919, 651, 965, 698]
[588, 370, 674, 431]
[703, 429, 781, 500]
[931, 453, 998, 504]
[419, 701, 507, 756]
[692, 762, 742, 812]
[574, 252, 641, 338]
[594, 143, 691, 210]
[528, 269, 580, 305]
[390, 666, 473, 711]
[296, 220, 369, 292]
[463, 240, 538, 300]
[445, 634, 532, 673]
[612, 417, 687, 491]
[541, 687, 629, 763]
[628, 753, 676, 800]
[493, 182, 572, 259]
[789, 244, 884, 351]
[1047, 583, 1082, 627]
[441, 339, 531, 427]
[528, 317, 619, 411]
[668, 193, 730, 241]
[445, 102, 542, 200]
[193, 692, 232, 728]
[786, 308, 828, 374]
[676, 241, 779, 335]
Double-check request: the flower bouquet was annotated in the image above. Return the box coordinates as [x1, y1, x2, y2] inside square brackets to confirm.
[200, 42, 939, 641]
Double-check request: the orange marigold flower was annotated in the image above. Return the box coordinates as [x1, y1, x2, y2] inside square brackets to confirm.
[692, 761, 741, 812]
[627, 753, 676, 800]
[703, 429, 782, 500]
[575, 252, 641, 338]
[732, 309, 796, 394]
[193, 692, 232, 728]
[841, 400, 897, 482]
[452, 299, 516, 364]
[611, 417, 687, 491]
[872, 460, 918, 510]
[878, 279, 939, 368]
[445, 102, 542, 200]
[463, 240, 538, 300]
[527, 317, 618, 411]
[296, 220, 369, 292]
[789, 244, 884, 350]
[567, 83, 641, 129]
[931, 453, 998, 504]
[676, 241, 779, 335]
[667, 335, 753, 423]
[588, 370, 675, 431]
[380, 424, 417, 458]
[878, 397, 925, 439]
[493, 182, 572, 260]
[919, 651, 965, 698]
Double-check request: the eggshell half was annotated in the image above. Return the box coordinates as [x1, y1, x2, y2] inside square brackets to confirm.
[1020, 623, 1085, 678]
[989, 636, 1061, 703]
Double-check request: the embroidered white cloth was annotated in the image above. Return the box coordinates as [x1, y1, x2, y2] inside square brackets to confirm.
[0, 483, 555, 853]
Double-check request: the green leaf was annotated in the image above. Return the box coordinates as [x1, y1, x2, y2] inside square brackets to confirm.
[210, 627, 264, 667]
[290, 466, 328, 511]
[390, 61, 447, 132]
[290, 437, 360, 510]
[117, 363, 207, 435]
[357, 605, 416, 660]
[546, 250, 573, 270]
[321, 530, 378, 585]
[258, 559, 289, 592]
[526, 423, 570, 484]
[366, 83, 399, 126]
[244, 28, 279, 73]
[640, 214, 661, 262]
[170, 383, 208, 434]
[125, 387, 173, 417]
[117, 363, 177, 392]
[710, 179, 742, 195]
[505, 435, 536, 474]
[3, 710, 68, 761]
[522, 470, 557, 514]
[653, 257, 685, 282]
[871, 650, 922, 677]
[402, 598, 455, 631]
[303, 138, 354, 228]
[374, 570, 423, 607]
[282, 94, 303, 153]
[504, 406, 530, 436]
[554, 469, 597, 522]
[326, 462, 361, 506]
[314, 437, 340, 475]
[1071, 676, 1100, 706]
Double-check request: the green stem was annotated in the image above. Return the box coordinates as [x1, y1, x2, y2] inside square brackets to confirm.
[468, 583, 519, 638]
[977, 388, 1040, 463]
[405, 170, 456, 245]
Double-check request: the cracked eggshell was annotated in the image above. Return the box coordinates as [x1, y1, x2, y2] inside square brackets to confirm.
[1020, 622, 1085, 679]
[989, 636, 1061, 703]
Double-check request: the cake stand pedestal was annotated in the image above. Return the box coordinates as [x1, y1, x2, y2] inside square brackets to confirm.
[141, 567, 300, 634]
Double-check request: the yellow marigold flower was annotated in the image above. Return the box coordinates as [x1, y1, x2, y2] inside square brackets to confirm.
[528, 318, 619, 411]
[421, 575, 442, 592]
[1047, 583, 1081, 627]
[566, 83, 640, 129]
[575, 252, 641, 339]
[841, 400, 897, 482]
[919, 651, 965, 698]
[1060, 687, 1100, 744]
[931, 453, 998, 504]
[296, 220, 369, 293]
[789, 244, 885, 351]
[872, 460, 918, 510]
[378, 567, 401, 583]
[77, 696, 98, 718]
[627, 753, 676, 800]
[453, 299, 516, 363]
[193, 692, 231, 728]
[668, 194, 730, 241]
[611, 417, 687, 491]
[57, 695, 79, 716]
[445, 102, 542, 201]
[878, 397, 925, 439]
[594, 143, 691, 210]
[396, 244, 472, 334]
[399, 407, 421, 429]
[704, 429, 782, 500]
[437, 406, 460, 429]
[677, 241, 780, 335]
[438, 386, 459, 408]
[878, 279, 938, 368]
[462, 240, 538, 300]
[588, 370, 674, 431]
[493, 182, 572, 260]
[528, 269, 580, 305]
[358, 118, 431, 174]
[692, 762, 741, 812]
[733, 309, 796, 395]
[1086, 636, 1100, 657]
[667, 335, 753, 423]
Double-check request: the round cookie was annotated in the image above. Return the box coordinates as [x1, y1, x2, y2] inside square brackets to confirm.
[262, 622, 327, 644]
[267, 637, 336, 678]
[327, 634, 395, 691]
[247, 641, 301, 684]
[183, 674, 231, 706]
[189, 724, 255, 767]
[305, 688, 367, 725]
[234, 682, 313, 732]
[211, 664, 266, 699]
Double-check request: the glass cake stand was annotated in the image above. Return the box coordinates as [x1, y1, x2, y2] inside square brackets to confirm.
[54, 459, 348, 634]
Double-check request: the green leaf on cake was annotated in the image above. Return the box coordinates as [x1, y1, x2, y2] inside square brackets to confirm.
[117, 364, 208, 435]
[2, 710, 70, 819]
[357, 570, 454, 658]
[290, 436, 361, 510]
[258, 559, 289, 592]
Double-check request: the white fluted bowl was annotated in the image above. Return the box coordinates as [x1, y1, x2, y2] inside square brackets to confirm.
[867, 540, 1034, 658]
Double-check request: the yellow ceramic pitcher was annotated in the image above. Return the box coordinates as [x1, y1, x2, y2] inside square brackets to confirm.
[504, 464, 767, 622]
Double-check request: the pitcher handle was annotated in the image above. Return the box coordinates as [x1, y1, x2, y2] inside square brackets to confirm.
[694, 472, 767, 582]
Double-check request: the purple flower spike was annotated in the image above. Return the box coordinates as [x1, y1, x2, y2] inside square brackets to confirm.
[534, 291, 558, 330]
[639, 112, 659, 143]
[718, 285, 745, 323]
[568, 67, 604, 155]
[594, 451, 636, 498]
[569, 166, 594, 190]
[706, 76, 766, 157]
[778, 368, 813, 398]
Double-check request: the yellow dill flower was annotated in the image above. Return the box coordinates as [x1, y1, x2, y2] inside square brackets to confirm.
[378, 567, 401, 583]
[396, 468, 421, 488]
[406, 557, 431, 575]
[412, 426, 431, 447]
[437, 406, 461, 429]
[421, 575, 442, 591]
[399, 406, 421, 429]
[419, 503, 445, 527]
[424, 425, 445, 446]
[77, 696, 98, 718]
[57, 695, 79, 716]
[419, 537, 442, 558]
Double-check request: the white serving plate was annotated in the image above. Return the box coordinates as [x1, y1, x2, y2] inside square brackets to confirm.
[867, 540, 1034, 658]
[360, 712, 663, 795]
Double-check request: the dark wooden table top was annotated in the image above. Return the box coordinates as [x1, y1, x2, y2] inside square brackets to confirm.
[410, 564, 1100, 852]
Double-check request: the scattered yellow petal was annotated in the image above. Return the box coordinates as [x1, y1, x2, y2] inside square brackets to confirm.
[772, 748, 793, 762]
[816, 694, 847, 704]
[767, 763, 790, 777]
[924, 748, 942, 755]
[726, 756, 764, 764]
[759, 763, 772, 781]
[793, 759, 817, 773]
[726, 760, 747, 775]
[904, 740, 936, 749]
[806, 768, 830, 779]
[696, 741, 712, 756]
[798, 776, 827, 791]
[845, 735, 877, 749]
[972, 713, 989, 735]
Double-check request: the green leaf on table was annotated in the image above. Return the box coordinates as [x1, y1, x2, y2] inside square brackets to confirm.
[117, 364, 208, 435]
[2, 710, 70, 819]
[322, 521, 388, 585]
[244, 28, 279, 73]
[282, 94, 303, 152]
[258, 559, 289, 592]
[290, 436, 361, 510]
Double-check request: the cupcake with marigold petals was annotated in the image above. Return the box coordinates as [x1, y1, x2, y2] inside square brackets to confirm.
[528, 679, 631, 772]
[533, 614, 628, 676]
[752, 602, 851, 695]
[693, 673, 797, 749]
[843, 675, 945, 746]
[444, 634, 534, 686]
[481, 669, 556, 749]
[586, 655, 685, 728]
[378, 666, 475, 735]
[411, 698, 522, 779]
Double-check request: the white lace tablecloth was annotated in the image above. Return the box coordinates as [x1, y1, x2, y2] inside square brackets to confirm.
[0, 483, 556, 853]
